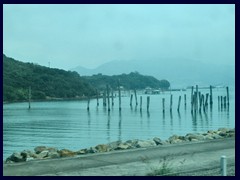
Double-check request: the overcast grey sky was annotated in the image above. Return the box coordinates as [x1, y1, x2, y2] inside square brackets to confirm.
[3, 4, 235, 70]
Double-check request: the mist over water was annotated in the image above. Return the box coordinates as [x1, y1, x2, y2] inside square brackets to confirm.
[3, 88, 235, 159]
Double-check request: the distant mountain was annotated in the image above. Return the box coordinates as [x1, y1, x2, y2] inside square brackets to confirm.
[71, 58, 235, 88]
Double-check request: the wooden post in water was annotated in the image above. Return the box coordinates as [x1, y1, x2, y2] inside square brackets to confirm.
[130, 94, 133, 107]
[199, 94, 202, 113]
[96, 89, 99, 107]
[205, 93, 209, 107]
[134, 89, 138, 106]
[210, 85, 213, 105]
[221, 96, 223, 110]
[226, 86, 229, 106]
[140, 96, 142, 111]
[118, 80, 121, 111]
[218, 96, 220, 110]
[224, 96, 227, 109]
[147, 96, 150, 112]
[177, 96, 181, 112]
[194, 92, 197, 113]
[111, 89, 114, 106]
[87, 97, 90, 111]
[107, 85, 110, 112]
[191, 86, 194, 107]
[28, 86, 31, 109]
[202, 94, 205, 113]
[162, 98, 165, 113]
[170, 94, 173, 113]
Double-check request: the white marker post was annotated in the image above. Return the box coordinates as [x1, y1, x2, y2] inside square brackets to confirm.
[220, 155, 227, 176]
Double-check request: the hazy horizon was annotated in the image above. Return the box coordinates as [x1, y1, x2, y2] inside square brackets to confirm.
[3, 4, 235, 71]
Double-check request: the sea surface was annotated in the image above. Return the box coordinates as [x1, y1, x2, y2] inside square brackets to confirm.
[3, 88, 235, 159]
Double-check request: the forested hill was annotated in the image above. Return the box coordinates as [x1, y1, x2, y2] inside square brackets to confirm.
[3, 54, 96, 102]
[83, 72, 170, 91]
[3, 54, 171, 102]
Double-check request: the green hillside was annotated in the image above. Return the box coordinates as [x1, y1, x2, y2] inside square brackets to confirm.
[3, 54, 170, 102]
[83, 72, 170, 91]
[3, 54, 95, 102]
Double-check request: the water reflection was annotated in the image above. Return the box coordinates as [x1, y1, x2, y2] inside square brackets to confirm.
[107, 114, 111, 142]
[118, 111, 122, 141]
[3, 88, 235, 160]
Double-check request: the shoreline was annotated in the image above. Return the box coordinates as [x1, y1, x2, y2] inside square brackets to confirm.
[5, 127, 235, 164]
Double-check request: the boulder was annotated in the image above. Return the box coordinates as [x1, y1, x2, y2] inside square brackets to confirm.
[34, 146, 48, 154]
[107, 141, 122, 151]
[211, 134, 223, 139]
[168, 135, 180, 144]
[186, 133, 205, 141]
[136, 140, 156, 148]
[36, 150, 49, 159]
[169, 139, 183, 144]
[95, 144, 109, 153]
[125, 139, 139, 148]
[153, 137, 162, 145]
[48, 151, 60, 159]
[218, 128, 230, 132]
[87, 147, 97, 154]
[204, 135, 214, 140]
[58, 149, 76, 157]
[76, 149, 88, 155]
[6, 152, 26, 163]
[115, 143, 131, 150]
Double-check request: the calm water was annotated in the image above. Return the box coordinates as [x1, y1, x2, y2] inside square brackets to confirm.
[3, 88, 235, 159]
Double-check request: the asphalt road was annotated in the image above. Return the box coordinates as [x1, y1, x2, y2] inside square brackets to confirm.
[3, 137, 235, 176]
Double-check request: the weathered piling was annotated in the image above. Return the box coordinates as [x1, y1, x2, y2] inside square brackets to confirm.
[205, 93, 209, 107]
[191, 86, 194, 106]
[96, 89, 99, 107]
[170, 94, 172, 113]
[202, 94, 205, 113]
[191, 95, 194, 114]
[134, 89, 138, 106]
[199, 94, 202, 113]
[87, 97, 90, 111]
[28, 86, 31, 109]
[111, 89, 114, 106]
[177, 96, 181, 112]
[118, 80, 121, 111]
[194, 92, 197, 113]
[107, 85, 110, 112]
[140, 96, 142, 111]
[162, 98, 165, 113]
[147, 96, 150, 112]
[226, 86, 229, 106]
[218, 96, 220, 110]
[221, 96, 223, 110]
[130, 94, 133, 107]
[224, 96, 227, 109]
[210, 85, 213, 105]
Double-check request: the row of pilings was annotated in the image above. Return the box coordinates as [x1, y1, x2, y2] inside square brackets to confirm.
[87, 85, 230, 114]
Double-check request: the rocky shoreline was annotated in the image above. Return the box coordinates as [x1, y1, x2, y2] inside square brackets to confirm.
[5, 127, 235, 163]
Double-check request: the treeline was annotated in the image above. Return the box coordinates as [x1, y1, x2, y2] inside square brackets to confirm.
[83, 72, 170, 91]
[3, 54, 171, 102]
[3, 54, 95, 102]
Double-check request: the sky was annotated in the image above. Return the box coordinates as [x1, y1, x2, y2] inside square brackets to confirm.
[3, 4, 235, 70]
